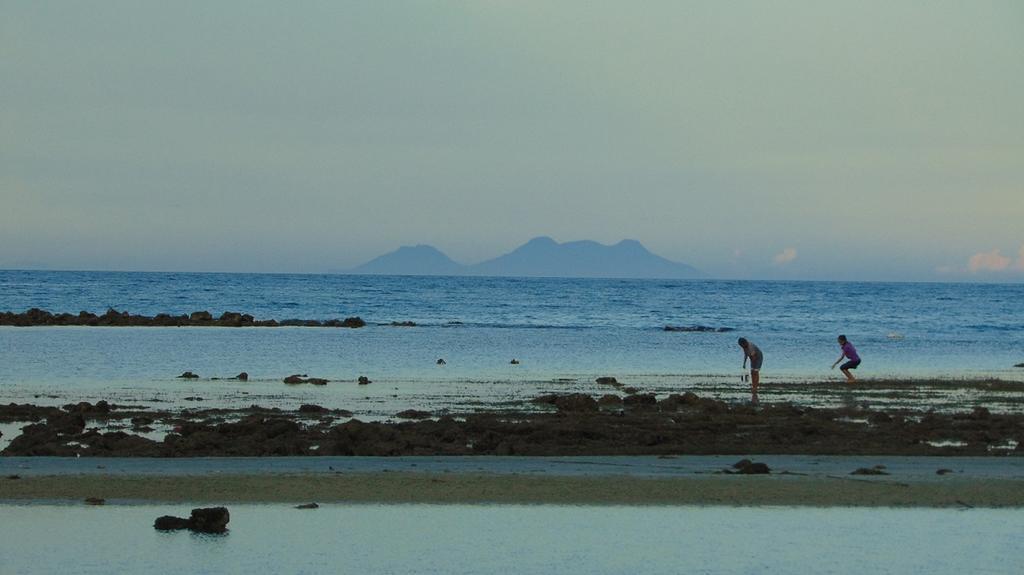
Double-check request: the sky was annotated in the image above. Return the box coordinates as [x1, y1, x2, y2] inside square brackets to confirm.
[2, 1, 1022, 281]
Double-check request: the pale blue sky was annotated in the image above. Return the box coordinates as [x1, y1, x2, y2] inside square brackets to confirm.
[2, 1, 1022, 280]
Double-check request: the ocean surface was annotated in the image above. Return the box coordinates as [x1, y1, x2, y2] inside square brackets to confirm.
[1, 271, 1022, 419]
[1, 503, 1021, 574]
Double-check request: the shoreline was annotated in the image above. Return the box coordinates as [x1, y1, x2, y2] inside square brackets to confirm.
[4, 472, 1023, 507]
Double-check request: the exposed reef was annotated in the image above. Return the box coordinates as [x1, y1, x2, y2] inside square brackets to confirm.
[0, 308, 365, 328]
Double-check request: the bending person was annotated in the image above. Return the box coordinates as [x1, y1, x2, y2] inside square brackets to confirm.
[737, 337, 763, 400]
[831, 334, 861, 382]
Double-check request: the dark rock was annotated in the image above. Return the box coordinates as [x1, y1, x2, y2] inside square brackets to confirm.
[183, 396, 204, 402]
[7, 475, 20, 480]
[323, 317, 366, 328]
[970, 406, 991, 420]
[154, 516, 192, 530]
[851, 467, 890, 475]
[936, 468, 954, 475]
[730, 459, 770, 474]
[555, 394, 598, 413]
[298, 404, 329, 414]
[510, 359, 520, 365]
[178, 371, 199, 379]
[47, 412, 86, 434]
[84, 497, 106, 505]
[189, 311, 213, 322]
[390, 321, 417, 327]
[131, 417, 154, 426]
[396, 409, 431, 419]
[663, 325, 735, 332]
[283, 374, 327, 385]
[595, 377, 619, 386]
[623, 393, 657, 407]
[63, 401, 111, 414]
[737, 462, 770, 474]
[659, 393, 700, 410]
[1014, 363, 1024, 368]
[597, 394, 623, 407]
[436, 359, 446, 365]
[622, 387, 640, 395]
[189, 507, 230, 533]
[235, 372, 249, 381]
[295, 503, 319, 509]
[357, 376, 371, 385]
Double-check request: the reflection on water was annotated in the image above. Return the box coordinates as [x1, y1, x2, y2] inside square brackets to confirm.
[0, 504, 1021, 574]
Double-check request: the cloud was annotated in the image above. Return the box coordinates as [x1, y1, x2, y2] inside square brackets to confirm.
[773, 247, 797, 265]
[968, 249, 1011, 273]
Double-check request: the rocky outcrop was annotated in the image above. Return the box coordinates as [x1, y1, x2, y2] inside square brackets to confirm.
[0, 308, 366, 328]
[155, 507, 230, 533]
[5, 393, 1024, 458]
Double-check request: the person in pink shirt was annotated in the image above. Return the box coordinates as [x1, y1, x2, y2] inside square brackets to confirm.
[831, 334, 861, 382]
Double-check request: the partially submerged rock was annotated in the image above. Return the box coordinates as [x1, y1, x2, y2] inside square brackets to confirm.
[663, 325, 735, 332]
[155, 507, 230, 533]
[284, 375, 328, 385]
[851, 467, 890, 476]
[177, 371, 199, 379]
[730, 459, 771, 474]
[396, 409, 431, 419]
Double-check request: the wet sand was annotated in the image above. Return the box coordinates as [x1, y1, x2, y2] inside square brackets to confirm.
[3, 472, 1023, 507]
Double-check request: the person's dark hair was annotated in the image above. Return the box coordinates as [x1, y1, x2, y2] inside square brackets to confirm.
[738, 337, 748, 347]
[838, 335, 847, 343]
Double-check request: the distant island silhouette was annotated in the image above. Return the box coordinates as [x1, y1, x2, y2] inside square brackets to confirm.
[347, 237, 699, 279]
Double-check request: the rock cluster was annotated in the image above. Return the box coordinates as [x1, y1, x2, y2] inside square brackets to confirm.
[4, 395, 1024, 458]
[0, 308, 365, 328]
[155, 507, 230, 533]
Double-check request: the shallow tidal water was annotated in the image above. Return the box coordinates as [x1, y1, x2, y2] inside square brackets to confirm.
[0, 503, 1021, 574]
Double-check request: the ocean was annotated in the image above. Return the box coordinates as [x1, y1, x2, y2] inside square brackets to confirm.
[1, 271, 1022, 419]
[1, 503, 1021, 574]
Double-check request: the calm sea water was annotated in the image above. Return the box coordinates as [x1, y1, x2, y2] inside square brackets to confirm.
[1, 271, 1022, 416]
[1, 504, 1021, 574]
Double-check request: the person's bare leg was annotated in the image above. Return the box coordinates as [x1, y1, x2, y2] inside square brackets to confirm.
[751, 370, 760, 394]
[842, 368, 855, 383]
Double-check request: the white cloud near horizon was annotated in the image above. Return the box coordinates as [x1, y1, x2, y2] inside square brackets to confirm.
[963, 245, 1024, 274]
[968, 249, 1011, 272]
[773, 248, 798, 265]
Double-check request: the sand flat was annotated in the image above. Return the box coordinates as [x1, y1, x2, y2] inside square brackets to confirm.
[3, 473, 1023, 507]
